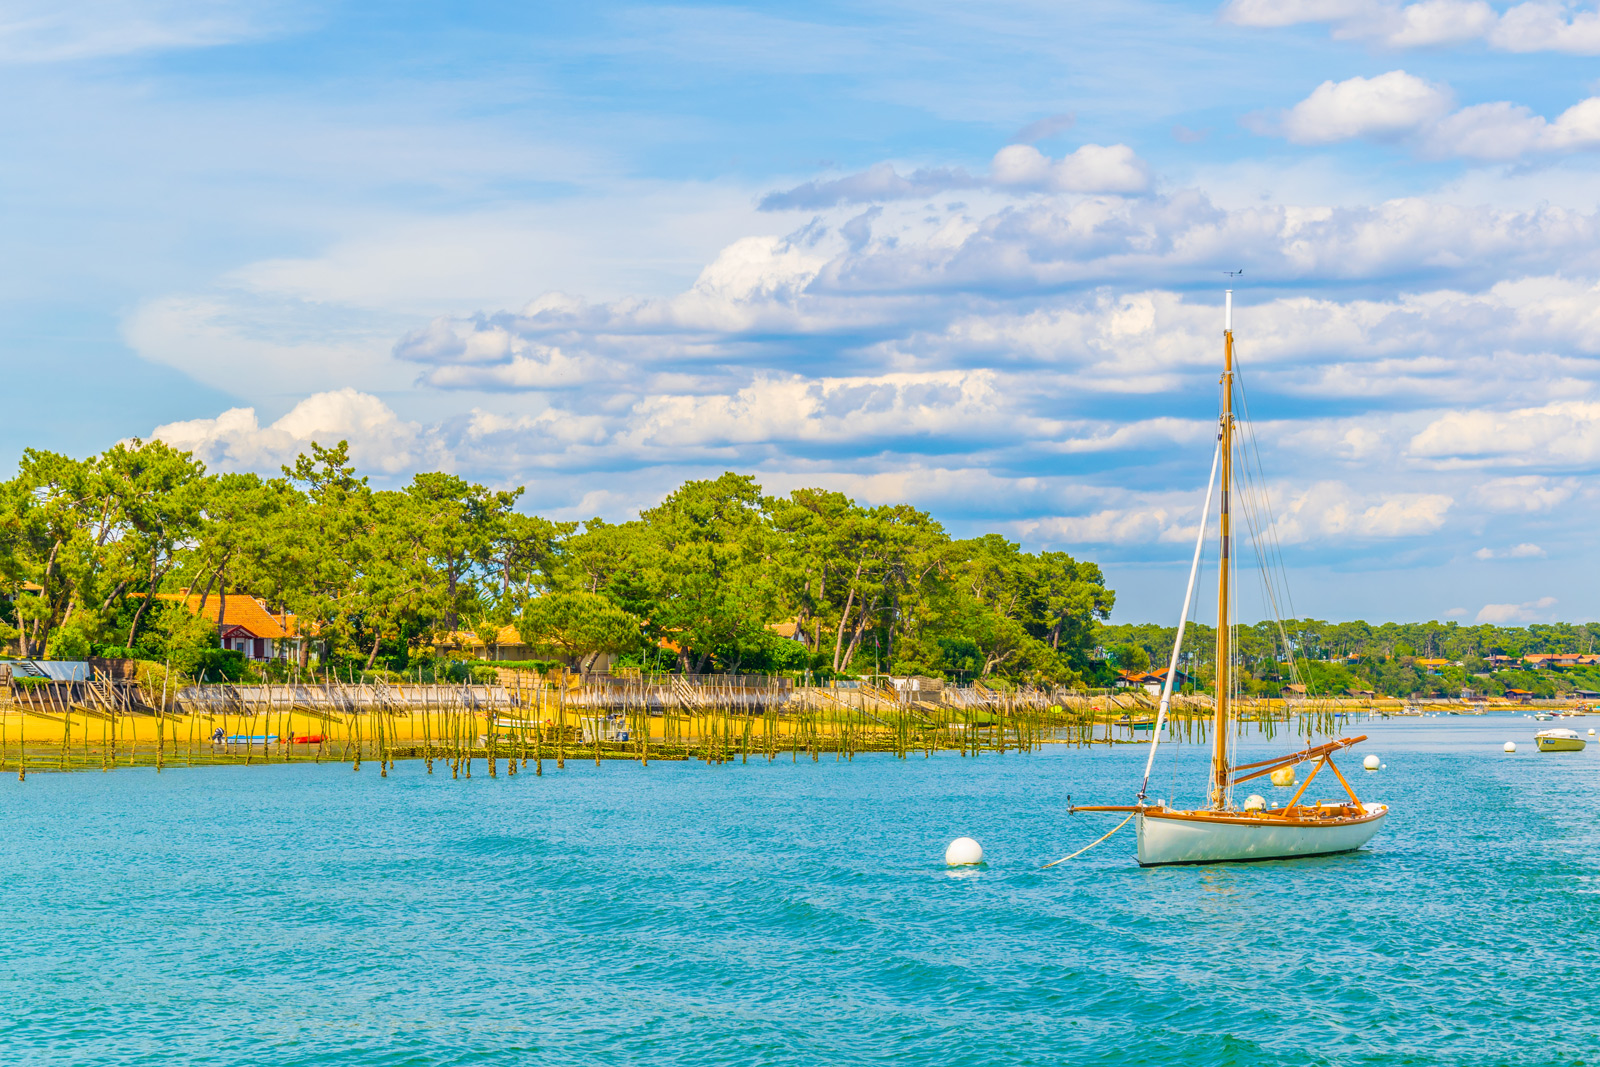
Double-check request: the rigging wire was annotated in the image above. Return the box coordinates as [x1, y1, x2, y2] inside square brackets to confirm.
[1230, 346, 1334, 738]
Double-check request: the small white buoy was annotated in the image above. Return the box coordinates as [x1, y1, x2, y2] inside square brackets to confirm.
[1503, 741, 1517, 753]
[1242, 794, 1265, 811]
[1363, 754, 1380, 771]
[944, 837, 984, 866]
[1380, 764, 1387, 770]
[1589, 728, 1596, 736]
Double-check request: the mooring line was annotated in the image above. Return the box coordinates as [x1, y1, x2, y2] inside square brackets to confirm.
[1042, 812, 1134, 869]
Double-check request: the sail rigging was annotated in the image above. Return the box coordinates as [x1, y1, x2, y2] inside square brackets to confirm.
[1066, 289, 1389, 866]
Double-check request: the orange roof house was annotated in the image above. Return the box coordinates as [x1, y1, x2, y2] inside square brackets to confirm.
[433, 624, 530, 661]
[765, 618, 805, 642]
[433, 624, 623, 672]
[160, 592, 301, 662]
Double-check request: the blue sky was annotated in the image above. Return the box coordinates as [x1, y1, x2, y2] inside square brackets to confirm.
[6, 0, 1600, 625]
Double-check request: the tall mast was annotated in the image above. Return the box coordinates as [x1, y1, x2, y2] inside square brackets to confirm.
[1210, 290, 1235, 809]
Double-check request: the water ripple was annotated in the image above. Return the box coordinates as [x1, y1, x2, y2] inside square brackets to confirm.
[0, 716, 1591, 1065]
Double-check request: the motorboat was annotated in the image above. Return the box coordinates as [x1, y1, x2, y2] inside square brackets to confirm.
[1535, 728, 1586, 752]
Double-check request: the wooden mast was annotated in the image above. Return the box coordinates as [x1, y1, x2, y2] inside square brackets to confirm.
[1209, 290, 1235, 809]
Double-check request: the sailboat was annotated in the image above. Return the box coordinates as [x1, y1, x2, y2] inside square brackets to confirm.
[1072, 291, 1388, 866]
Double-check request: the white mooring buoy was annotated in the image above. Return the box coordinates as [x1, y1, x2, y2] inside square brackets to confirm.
[1363, 754, 1380, 771]
[1504, 741, 1517, 753]
[1242, 794, 1266, 811]
[945, 837, 984, 866]
[1590, 729, 1596, 736]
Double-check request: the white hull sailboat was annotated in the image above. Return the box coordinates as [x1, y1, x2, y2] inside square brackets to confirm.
[1137, 806, 1386, 865]
[1071, 290, 1388, 867]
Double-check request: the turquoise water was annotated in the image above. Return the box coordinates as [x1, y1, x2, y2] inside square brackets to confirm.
[1, 715, 1594, 1066]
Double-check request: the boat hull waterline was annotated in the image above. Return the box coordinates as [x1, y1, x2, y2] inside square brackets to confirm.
[1136, 805, 1388, 867]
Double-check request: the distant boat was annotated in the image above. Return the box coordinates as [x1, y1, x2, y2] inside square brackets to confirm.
[1071, 291, 1386, 866]
[1535, 728, 1586, 752]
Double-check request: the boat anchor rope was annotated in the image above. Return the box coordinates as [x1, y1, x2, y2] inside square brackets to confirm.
[1043, 812, 1135, 869]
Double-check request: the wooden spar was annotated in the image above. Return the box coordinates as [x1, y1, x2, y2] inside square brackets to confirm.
[1209, 289, 1235, 810]
[1229, 735, 1368, 785]
[1283, 756, 1326, 813]
[1231, 735, 1367, 772]
[1321, 753, 1362, 806]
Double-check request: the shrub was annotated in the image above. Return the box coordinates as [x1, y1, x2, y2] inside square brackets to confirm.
[44, 624, 91, 662]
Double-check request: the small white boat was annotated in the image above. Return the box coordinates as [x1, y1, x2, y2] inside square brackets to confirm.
[1138, 797, 1389, 866]
[1535, 728, 1586, 752]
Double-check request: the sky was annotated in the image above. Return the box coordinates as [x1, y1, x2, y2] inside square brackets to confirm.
[5, 0, 1600, 626]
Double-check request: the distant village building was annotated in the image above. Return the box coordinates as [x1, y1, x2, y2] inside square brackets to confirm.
[1503, 688, 1535, 703]
[1116, 668, 1193, 695]
[433, 624, 532, 661]
[161, 592, 301, 662]
[1522, 653, 1600, 669]
[432, 625, 622, 673]
[765, 618, 807, 643]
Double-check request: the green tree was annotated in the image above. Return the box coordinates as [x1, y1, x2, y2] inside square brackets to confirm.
[517, 590, 643, 670]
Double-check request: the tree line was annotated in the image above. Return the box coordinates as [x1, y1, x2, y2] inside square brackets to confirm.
[0, 439, 1115, 683]
[1099, 618, 1600, 698]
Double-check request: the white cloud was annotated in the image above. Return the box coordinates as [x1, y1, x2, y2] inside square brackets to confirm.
[1473, 542, 1546, 558]
[1476, 595, 1558, 623]
[1387, 0, 1499, 45]
[1222, 0, 1380, 29]
[1492, 2, 1600, 51]
[1472, 475, 1576, 512]
[151, 389, 443, 474]
[122, 294, 408, 401]
[989, 143, 1150, 194]
[1270, 481, 1453, 542]
[1269, 71, 1600, 160]
[758, 142, 1149, 210]
[0, 0, 288, 63]
[1279, 71, 1454, 144]
[1426, 96, 1600, 159]
[1012, 479, 1454, 549]
[1024, 505, 1203, 546]
[757, 162, 979, 211]
[617, 370, 1050, 450]
[1409, 399, 1600, 466]
[1224, 0, 1600, 54]
[117, 147, 1600, 619]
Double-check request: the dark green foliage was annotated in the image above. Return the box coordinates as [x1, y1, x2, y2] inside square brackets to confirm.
[1098, 618, 1600, 698]
[0, 444, 1114, 683]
